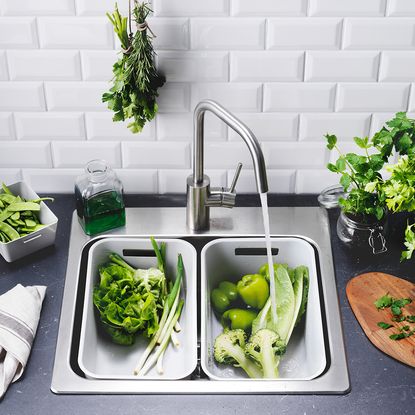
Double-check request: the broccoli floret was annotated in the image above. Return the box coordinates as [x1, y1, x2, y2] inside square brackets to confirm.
[245, 328, 286, 379]
[214, 329, 263, 379]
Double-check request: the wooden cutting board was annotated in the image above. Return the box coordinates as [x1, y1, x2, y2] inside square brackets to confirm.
[346, 272, 415, 368]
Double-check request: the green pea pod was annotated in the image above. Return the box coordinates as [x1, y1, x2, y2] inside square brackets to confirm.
[221, 308, 257, 331]
[237, 273, 269, 309]
[7, 202, 41, 212]
[0, 221, 20, 241]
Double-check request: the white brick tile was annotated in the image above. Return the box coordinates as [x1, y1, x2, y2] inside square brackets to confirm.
[230, 51, 304, 82]
[309, 0, 386, 16]
[157, 51, 228, 82]
[387, 0, 415, 16]
[22, 168, 82, 193]
[192, 83, 262, 113]
[15, 113, 85, 141]
[264, 83, 336, 112]
[1, 0, 75, 15]
[122, 142, 190, 168]
[263, 142, 327, 168]
[154, 0, 228, 16]
[38, 17, 113, 49]
[267, 18, 342, 50]
[156, 112, 226, 141]
[228, 113, 299, 141]
[158, 83, 190, 113]
[229, 168, 295, 193]
[0, 141, 52, 167]
[0, 82, 45, 111]
[191, 18, 265, 50]
[0, 112, 14, 139]
[0, 17, 38, 48]
[158, 169, 226, 193]
[343, 18, 415, 49]
[305, 51, 380, 82]
[45, 82, 108, 111]
[231, 0, 307, 16]
[204, 142, 255, 169]
[0, 50, 8, 80]
[300, 113, 371, 141]
[337, 83, 410, 112]
[80, 50, 118, 81]
[150, 18, 189, 50]
[0, 168, 21, 184]
[52, 141, 121, 168]
[8, 50, 81, 81]
[75, 0, 130, 16]
[407, 86, 415, 112]
[379, 52, 415, 81]
[85, 112, 155, 140]
[295, 169, 338, 194]
[114, 169, 158, 194]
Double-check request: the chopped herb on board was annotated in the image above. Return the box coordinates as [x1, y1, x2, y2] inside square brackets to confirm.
[374, 294, 393, 309]
[377, 322, 393, 330]
[374, 294, 414, 341]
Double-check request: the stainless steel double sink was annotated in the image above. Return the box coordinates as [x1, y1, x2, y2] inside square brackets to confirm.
[51, 206, 350, 394]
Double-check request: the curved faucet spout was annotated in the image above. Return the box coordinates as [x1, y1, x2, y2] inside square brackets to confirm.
[192, 100, 268, 193]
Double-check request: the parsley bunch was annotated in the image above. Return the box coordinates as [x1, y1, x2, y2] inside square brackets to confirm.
[102, 2, 165, 133]
[325, 134, 386, 220]
[325, 112, 415, 260]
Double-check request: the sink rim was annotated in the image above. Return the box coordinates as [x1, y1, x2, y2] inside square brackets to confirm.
[51, 207, 350, 394]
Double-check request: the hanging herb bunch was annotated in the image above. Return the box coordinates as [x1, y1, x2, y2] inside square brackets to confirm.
[103, 1, 165, 133]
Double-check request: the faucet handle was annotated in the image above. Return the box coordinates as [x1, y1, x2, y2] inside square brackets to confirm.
[229, 162, 243, 193]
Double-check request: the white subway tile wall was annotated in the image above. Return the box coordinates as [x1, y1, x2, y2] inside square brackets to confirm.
[0, 0, 414, 193]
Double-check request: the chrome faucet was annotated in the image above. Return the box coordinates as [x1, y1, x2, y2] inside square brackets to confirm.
[186, 100, 268, 231]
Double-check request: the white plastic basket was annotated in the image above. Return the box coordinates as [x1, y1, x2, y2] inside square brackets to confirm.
[201, 237, 326, 381]
[78, 237, 198, 380]
[0, 181, 58, 262]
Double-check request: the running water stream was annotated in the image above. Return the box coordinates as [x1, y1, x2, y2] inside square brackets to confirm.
[259, 192, 277, 324]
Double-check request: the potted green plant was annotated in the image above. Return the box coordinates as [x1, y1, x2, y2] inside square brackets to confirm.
[325, 112, 415, 259]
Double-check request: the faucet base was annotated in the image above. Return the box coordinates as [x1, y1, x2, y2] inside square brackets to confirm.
[186, 175, 210, 231]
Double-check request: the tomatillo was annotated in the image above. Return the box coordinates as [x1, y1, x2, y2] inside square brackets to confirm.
[221, 308, 257, 331]
[237, 273, 269, 309]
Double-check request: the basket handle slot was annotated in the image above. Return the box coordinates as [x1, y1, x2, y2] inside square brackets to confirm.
[234, 247, 279, 256]
[122, 249, 156, 257]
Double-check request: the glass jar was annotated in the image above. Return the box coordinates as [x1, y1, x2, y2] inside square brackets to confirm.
[336, 211, 388, 255]
[75, 159, 125, 236]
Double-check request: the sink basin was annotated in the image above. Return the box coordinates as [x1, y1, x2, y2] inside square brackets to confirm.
[51, 206, 350, 394]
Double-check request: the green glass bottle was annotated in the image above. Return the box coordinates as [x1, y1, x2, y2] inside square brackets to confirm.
[75, 160, 125, 236]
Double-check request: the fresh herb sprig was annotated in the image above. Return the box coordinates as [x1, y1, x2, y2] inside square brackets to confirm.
[103, 2, 165, 134]
[325, 134, 386, 220]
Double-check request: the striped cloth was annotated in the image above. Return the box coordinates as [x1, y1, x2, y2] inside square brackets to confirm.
[0, 284, 46, 399]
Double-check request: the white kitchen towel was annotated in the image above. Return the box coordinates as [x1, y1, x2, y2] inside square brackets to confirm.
[0, 284, 46, 399]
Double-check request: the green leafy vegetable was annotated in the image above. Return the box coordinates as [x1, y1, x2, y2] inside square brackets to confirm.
[401, 223, 415, 261]
[103, 2, 165, 134]
[406, 315, 415, 323]
[377, 322, 393, 330]
[374, 293, 393, 309]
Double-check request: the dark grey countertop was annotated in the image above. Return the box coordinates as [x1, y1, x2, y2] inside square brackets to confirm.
[0, 194, 414, 415]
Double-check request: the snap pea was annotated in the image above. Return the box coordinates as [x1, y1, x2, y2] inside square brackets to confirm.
[7, 202, 40, 212]
[0, 222, 20, 241]
[0, 181, 54, 244]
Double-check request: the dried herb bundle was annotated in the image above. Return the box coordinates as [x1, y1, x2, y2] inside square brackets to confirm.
[103, 1, 165, 133]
